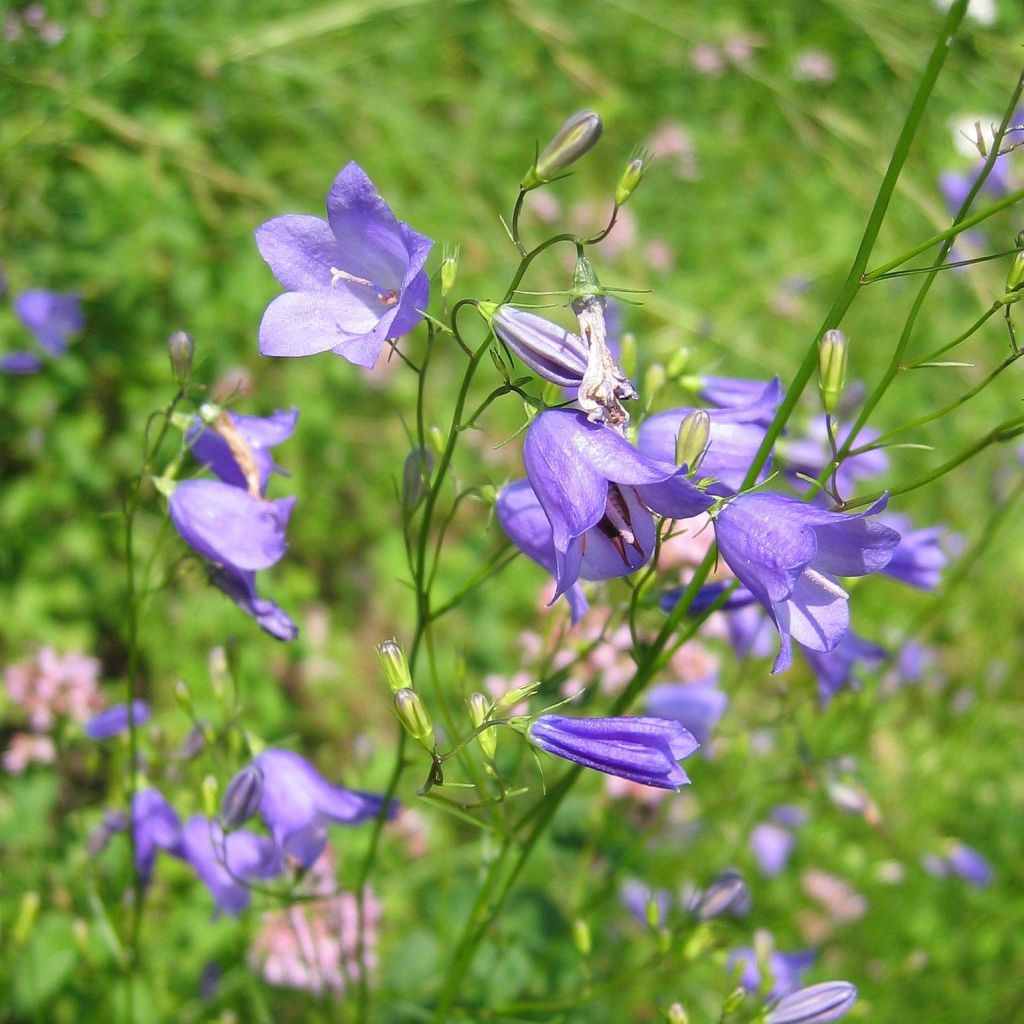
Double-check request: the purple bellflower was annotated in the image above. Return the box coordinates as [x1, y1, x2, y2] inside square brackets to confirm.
[208, 567, 298, 642]
[644, 681, 727, 746]
[527, 714, 699, 790]
[803, 631, 887, 706]
[729, 943, 816, 1000]
[765, 982, 858, 1024]
[930, 841, 994, 887]
[489, 305, 589, 388]
[84, 700, 151, 740]
[14, 290, 84, 355]
[876, 513, 947, 590]
[131, 789, 184, 884]
[0, 351, 44, 374]
[181, 816, 282, 916]
[495, 479, 589, 623]
[255, 162, 432, 367]
[783, 418, 888, 498]
[712, 493, 900, 673]
[247, 748, 393, 869]
[523, 409, 713, 600]
[750, 822, 796, 877]
[697, 376, 783, 425]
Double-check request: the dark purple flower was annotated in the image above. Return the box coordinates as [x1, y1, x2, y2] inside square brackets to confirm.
[621, 878, 671, 926]
[693, 869, 750, 920]
[876, 514, 947, 590]
[750, 822, 795, 877]
[803, 631, 887, 706]
[255, 162, 432, 366]
[169, 480, 294, 572]
[132, 789, 184, 883]
[765, 981, 857, 1024]
[524, 409, 712, 599]
[181, 816, 282, 916]
[208, 567, 298, 641]
[644, 682, 727, 746]
[730, 944, 816, 999]
[188, 407, 298, 495]
[13, 290, 83, 355]
[0, 351, 44, 374]
[250, 748, 393, 868]
[527, 714, 698, 790]
[84, 700, 151, 740]
[697, 376, 783, 425]
[495, 479, 589, 623]
[712, 493, 899, 673]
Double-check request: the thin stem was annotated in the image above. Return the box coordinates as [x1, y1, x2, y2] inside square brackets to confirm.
[905, 302, 1001, 367]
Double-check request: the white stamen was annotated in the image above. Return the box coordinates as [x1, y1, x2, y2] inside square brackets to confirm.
[803, 568, 849, 600]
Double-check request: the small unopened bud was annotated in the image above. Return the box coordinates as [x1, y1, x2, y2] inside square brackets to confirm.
[619, 331, 638, 378]
[722, 987, 747, 1015]
[428, 425, 446, 461]
[441, 243, 460, 297]
[827, 780, 868, 816]
[393, 688, 435, 750]
[484, 303, 588, 388]
[12, 892, 40, 947]
[675, 410, 711, 472]
[221, 764, 263, 828]
[173, 679, 193, 713]
[168, 331, 195, 387]
[644, 362, 667, 398]
[493, 680, 541, 716]
[615, 149, 649, 207]
[201, 774, 219, 819]
[522, 110, 603, 190]
[665, 1003, 689, 1024]
[818, 329, 848, 416]
[1007, 250, 1024, 293]
[467, 692, 497, 761]
[572, 917, 592, 956]
[377, 639, 413, 694]
[694, 869, 750, 921]
[198, 402, 222, 426]
[175, 722, 208, 761]
[764, 982, 858, 1024]
[401, 447, 434, 509]
[667, 347, 691, 380]
[72, 918, 91, 957]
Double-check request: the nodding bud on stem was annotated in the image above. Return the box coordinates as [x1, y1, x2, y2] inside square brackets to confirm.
[401, 447, 433, 509]
[168, 330, 194, 386]
[615, 151, 649, 207]
[201, 774, 219, 819]
[377, 639, 412, 694]
[221, 764, 264, 828]
[393, 688, 434, 750]
[675, 410, 711, 473]
[441, 243, 460, 298]
[693, 869, 750, 921]
[1007, 250, 1024, 293]
[764, 982, 858, 1024]
[492, 680, 541, 716]
[481, 302, 589, 389]
[522, 110, 603, 190]
[572, 918, 592, 957]
[467, 692, 497, 760]
[818, 329, 848, 415]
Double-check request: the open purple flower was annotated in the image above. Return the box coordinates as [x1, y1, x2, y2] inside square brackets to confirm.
[132, 789, 184, 883]
[803, 631, 887, 705]
[246, 748, 393, 868]
[527, 714, 698, 790]
[644, 682, 727, 746]
[750, 822, 795, 877]
[84, 700, 151, 740]
[877, 514, 947, 590]
[524, 409, 712, 600]
[181, 816, 282, 916]
[209, 567, 298, 641]
[729, 942, 816, 1000]
[256, 162, 432, 367]
[14, 290, 83, 355]
[712, 493, 899, 673]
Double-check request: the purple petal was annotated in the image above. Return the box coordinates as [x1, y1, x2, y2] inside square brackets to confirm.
[255, 214, 341, 292]
[751, 822, 795, 876]
[259, 288, 390, 358]
[645, 682, 727, 746]
[14, 290, 83, 355]
[84, 700, 151, 740]
[0, 350, 43, 374]
[386, 268, 430, 339]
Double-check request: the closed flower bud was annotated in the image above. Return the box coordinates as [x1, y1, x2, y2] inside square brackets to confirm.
[221, 764, 264, 828]
[675, 409, 711, 473]
[644, 362, 667, 398]
[12, 892, 40, 947]
[1007, 250, 1024, 293]
[694, 869, 750, 921]
[173, 679, 193, 713]
[377, 639, 413, 694]
[168, 330, 195, 386]
[441, 242, 460, 297]
[393, 688, 435, 750]
[572, 917, 592, 956]
[665, 1003, 689, 1024]
[615, 150, 650, 207]
[401, 447, 434, 509]
[175, 722, 208, 761]
[619, 331, 638, 378]
[481, 303, 588, 389]
[522, 110, 603, 190]
[201, 774, 219, 819]
[764, 982, 857, 1024]
[493, 680, 541, 716]
[467, 692, 497, 761]
[818, 329, 848, 415]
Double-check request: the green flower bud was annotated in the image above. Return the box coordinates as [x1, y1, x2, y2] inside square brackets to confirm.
[201, 774, 218, 819]
[377, 639, 412, 695]
[441, 243, 460, 298]
[615, 149, 649, 207]
[644, 362, 667, 398]
[665, 1003, 689, 1024]
[173, 679, 193, 714]
[1007, 250, 1024, 292]
[818, 329, 848, 415]
[492, 680, 541, 717]
[522, 110, 603, 190]
[619, 331, 638, 378]
[12, 892, 40, 947]
[167, 330, 195, 387]
[467, 692, 497, 761]
[572, 917, 592, 957]
[393, 688, 435, 750]
[675, 409, 711, 472]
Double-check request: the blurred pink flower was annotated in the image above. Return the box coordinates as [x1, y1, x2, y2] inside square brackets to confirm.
[691, 44, 725, 77]
[5, 647, 103, 732]
[647, 123, 699, 180]
[723, 32, 765, 67]
[2, 732, 56, 773]
[792, 50, 837, 84]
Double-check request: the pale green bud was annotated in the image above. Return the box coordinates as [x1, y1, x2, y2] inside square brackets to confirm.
[572, 917, 592, 957]
[619, 331, 638, 378]
[467, 692, 497, 761]
[201, 775, 219, 819]
[492, 680, 541, 716]
[615, 150, 649, 206]
[644, 362, 667, 398]
[675, 409, 711, 472]
[168, 330, 194, 387]
[522, 110, 603, 190]
[722, 987, 747, 1015]
[173, 679, 193, 714]
[666, 348, 692, 380]
[665, 1003, 689, 1024]
[393, 688, 435, 750]
[818, 329, 848, 415]
[377, 639, 413, 694]
[12, 892, 40, 947]
[1007, 250, 1024, 292]
[441, 243, 460, 297]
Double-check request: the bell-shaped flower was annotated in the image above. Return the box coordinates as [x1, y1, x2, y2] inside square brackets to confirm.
[132, 788, 185, 884]
[181, 816, 282, 916]
[803, 631, 887, 706]
[712, 493, 899, 674]
[246, 748, 394, 868]
[170, 480, 294, 572]
[644, 682, 727, 746]
[696, 375, 783, 426]
[523, 410, 713, 600]
[14, 290, 84, 355]
[876, 513, 947, 590]
[256, 162, 432, 367]
[188, 407, 298, 495]
[84, 700, 151, 740]
[527, 714, 698, 790]
[209, 567, 298, 642]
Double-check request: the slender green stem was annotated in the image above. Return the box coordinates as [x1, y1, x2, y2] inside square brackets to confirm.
[905, 303, 1001, 367]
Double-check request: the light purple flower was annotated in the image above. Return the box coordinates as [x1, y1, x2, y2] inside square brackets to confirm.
[14, 290, 83, 355]
[877, 514, 947, 590]
[209, 567, 298, 642]
[644, 681, 727, 746]
[712, 493, 900, 673]
[0, 351, 44, 374]
[249, 748, 393, 869]
[84, 700, 151, 740]
[523, 409, 713, 600]
[169, 480, 294, 572]
[693, 869, 751, 920]
[751, 822, 796, 877]
[181, 816, 282, 916]
[803, 631, 887, 706]
[698, 376, 783, 425]
[132, 789, 184, 883]
[730, 944, 816, 999]
[489, 305, 588, 388]
[772, 804, 808, 828]
[255, 162, 432, 367]
[784, 418, 888, 497]
[188, 407, 298, 495]
[621, 878, 671, 926]
[527, 714, 698, 790]
[946, 841, 993, 887]
[765, 982, 857, 1024]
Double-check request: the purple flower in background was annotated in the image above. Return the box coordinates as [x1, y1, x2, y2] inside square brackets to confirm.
[248, 748, 393, 868]
[945, 841, 993, 887]
[894, 640, 934, 686]
[783, 418, 888, 498]
[693, 869, 751, 920]
[495, 479, 589, 623]
[0, 351, 44, 374]
[877, 514, 947, 590]
[697, 376, 783, 425]
[131, 789, 184, 883]
[751, 822, 796, 877]
[209, 567, 298, 642]
[181, 816, 282, 916]
[188, 408, 298, 495]
[524, 409, 713, 600]
[14, 290, 83, 355]
[170, 480, 294, 572]
[527, 715, 699, 790]
[255, 162, 432, 366]
[84, 700, 151, 740]
[730, 942, 816, 999]
[644, 681, 727, 746]
[621, 878, 672, 926]
[766, 982, 857, 1024]
[803, 631, 887, 706]
[712, 493, 899, 673]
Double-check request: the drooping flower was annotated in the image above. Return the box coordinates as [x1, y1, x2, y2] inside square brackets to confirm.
[644, 681, 727, 746]
[13, 290, 84, 355]
[765, 981, 858, 1024]
[876, 514, 948, 590]
[84, 700, 151, 740]
[208, 567, 299, 642]
[803, 631, 887, 705]
[243, 748, 394, 869]
[131, 789, 185, 884]
[255, 162, 432, 367]
[486, 305, 588, 388]
[711, 493, 899, 673]
[523, 409, 713, 600]
[527, 714, 698, 790]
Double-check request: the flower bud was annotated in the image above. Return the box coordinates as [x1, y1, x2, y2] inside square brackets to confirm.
[467, 691, 497, 761]
[615, 150, 649, 207]
[482, 303, 588, 388]
[1007, 250, 1024, 293]
[201, 774, 218, 819]
[722, 987, 747, 1015]
[492, 680, 541, 717]
[644, 362, 667, 399]
[401, 447, 434, 509]
[221, 764, 264, 828]
[827, 780, 868, 816]
[377, 639, 413, 694]
[693, 869, 750, 921]
[764, 982, 857, 1024]
[393, 688, 435, 750]
[441, 243, 460, 298]
[619, 331, 638, 378]
[572, 917, 592, 956]
[665, 1003, 689, 1024]
[522, 110, 603, 190]
[675, 410, 711, 473]
[173, 679, 193, 714]
[168, 330, 195, 387]
[12, 892, 40, 947]
[818, 329, 848, 416]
